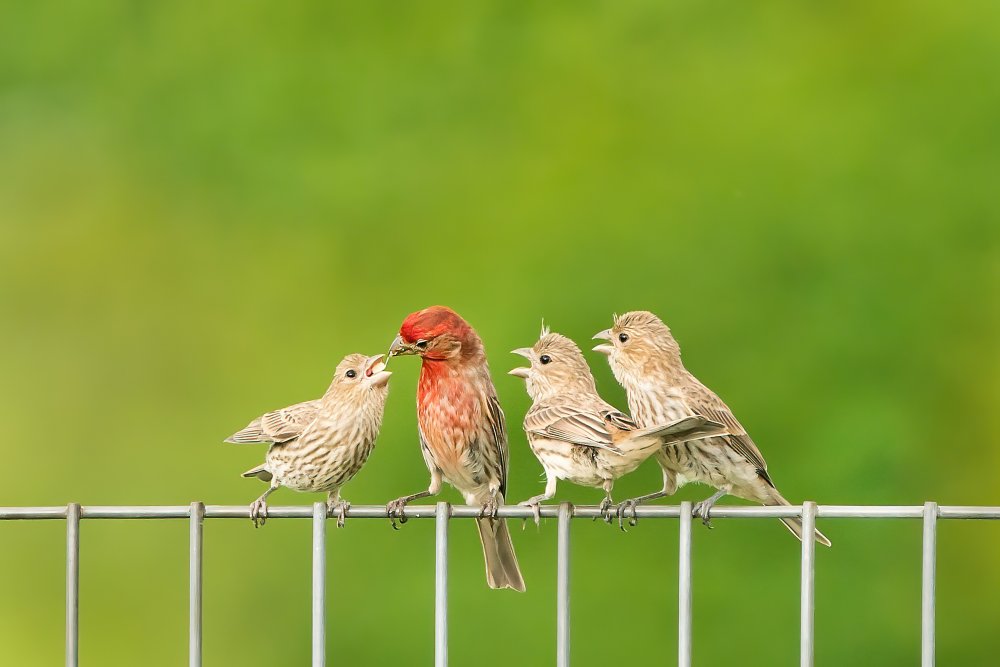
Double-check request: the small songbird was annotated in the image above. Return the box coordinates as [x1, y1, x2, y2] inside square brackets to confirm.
[387, 306, 525, 592]
[225, 353, 391, 528]
[509, 326, 727, 525]
[594, 311, 831, 546]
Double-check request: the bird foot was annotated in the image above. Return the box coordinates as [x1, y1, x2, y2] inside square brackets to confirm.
[518, 500, 542, 527]
[386, 497, 410, 530]
[692, 500, 714, 528]
[249, 497, 269, 528]
[479, 497, 499, 520]
[597, 497, 615, 524]
[615, 499, 640, 531]
[329, 500, 351, 528]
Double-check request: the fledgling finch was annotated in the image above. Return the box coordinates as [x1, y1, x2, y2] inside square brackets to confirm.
[594, 312, 831, 546]
[225, 353, 391, 528]
[509, 325, 727, 526]
[387, 305, 525, 592]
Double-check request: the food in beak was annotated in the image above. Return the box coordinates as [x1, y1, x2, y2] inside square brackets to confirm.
[365, 355, 386, 378]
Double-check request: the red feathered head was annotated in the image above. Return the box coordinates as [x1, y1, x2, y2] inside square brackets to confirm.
[391, 306, 482, 361]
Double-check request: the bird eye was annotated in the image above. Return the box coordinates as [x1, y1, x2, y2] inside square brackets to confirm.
[618, 333, 629, 343]
[539, 354, 551, 364]
[345, 370, 357, 378]
[416, 340, 428, 349]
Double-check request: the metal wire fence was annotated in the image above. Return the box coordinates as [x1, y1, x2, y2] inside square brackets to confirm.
[3, 502, 998, 667]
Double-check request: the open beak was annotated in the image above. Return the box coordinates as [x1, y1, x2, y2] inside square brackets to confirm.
[509, 348, 532, 379]
[364, 354, 392, 388]
[388, 334, 414, 357]
[592, 329, 614, 356]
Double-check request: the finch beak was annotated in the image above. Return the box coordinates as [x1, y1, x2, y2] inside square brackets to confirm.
[388, 334, 414, 357]
[509, 348, 532, 379]
[592, 330, 614, 356]
[365, 354, 392, 388]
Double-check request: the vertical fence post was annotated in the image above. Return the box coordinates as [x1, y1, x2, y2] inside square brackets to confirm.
[922, 502, 938, 667]
[189, 502, 204, 667]
[678, 501, 693, 667]
[800, 502, 817, 667]
[557, 503, 572, 667]
[312, 502, 326, 667]
[65, 503, 80, 667]
[435, 502, 450, 667]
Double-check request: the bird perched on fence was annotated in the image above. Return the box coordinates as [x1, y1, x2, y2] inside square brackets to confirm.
[225, 353, 391, 528]
[510, 326, 727, 526]
[594, 311, 831, 546]
[387, 305, 525, 592]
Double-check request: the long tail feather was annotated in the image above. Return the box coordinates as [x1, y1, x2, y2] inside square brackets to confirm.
[475, 518, 526, 592]
[770, 493, 832, 547]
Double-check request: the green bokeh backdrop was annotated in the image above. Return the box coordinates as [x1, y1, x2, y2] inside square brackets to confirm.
[2, 2, 998, 665]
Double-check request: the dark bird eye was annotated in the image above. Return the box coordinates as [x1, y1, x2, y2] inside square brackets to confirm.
[345, 369, 357, 378]
[539, 354, 551, 364]
[416, 340, 428, 349]
[618, 333, 629, 343]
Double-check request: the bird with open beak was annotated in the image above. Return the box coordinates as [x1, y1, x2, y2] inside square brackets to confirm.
[510, 325, 726, 526]
[594, 311, 831, 545]
[226, 353, 391, 528]
[386, 305, 525, 591]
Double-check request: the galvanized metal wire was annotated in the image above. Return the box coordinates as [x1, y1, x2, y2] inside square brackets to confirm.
[4, 502, 999, 666]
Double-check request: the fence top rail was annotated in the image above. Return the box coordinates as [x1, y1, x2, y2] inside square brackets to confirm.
[0, 504, 998, 521]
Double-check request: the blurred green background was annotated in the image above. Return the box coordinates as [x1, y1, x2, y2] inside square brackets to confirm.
[1, 1, 998, 665]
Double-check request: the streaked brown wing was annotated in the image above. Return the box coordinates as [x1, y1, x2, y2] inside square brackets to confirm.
[599, 408, 638, 432]
[226, 399, 321, 444]
[524, 402, 624, 454]
[484, 393, 509, 497]
[680, 382, 768, 473]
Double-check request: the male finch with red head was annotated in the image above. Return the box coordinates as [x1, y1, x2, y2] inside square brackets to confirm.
[388, 306, 525, 591]
[595, 311, 831, 546]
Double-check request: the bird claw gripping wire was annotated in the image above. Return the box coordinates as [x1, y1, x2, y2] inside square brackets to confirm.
[329, 501, 351, 529]
[616, 500, 640, 531]
[479, 497, 499, 520]
[518, 501, 542, 528]
[597, 497, 615, 525]
[249, 498, 269, 528]
[692, 500, 714, 528]
[386, 498, 410, 530]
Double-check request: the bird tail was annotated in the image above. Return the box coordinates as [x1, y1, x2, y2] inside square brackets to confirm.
[624, 415, 729, 451]
[241, 464, 273, 482]
[768, 492, 832, 547]
[475, 517, 526, 592]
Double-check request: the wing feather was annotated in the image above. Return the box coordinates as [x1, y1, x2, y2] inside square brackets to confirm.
[524, 402, 625, 454]
[484, 394, 509, 497]
[225, 399, 321, 444]
[679, 382, 769, 475]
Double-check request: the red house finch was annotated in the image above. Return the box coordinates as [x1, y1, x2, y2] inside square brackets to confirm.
[226, 353, 391, 528]
[594, 312, 831, 546]
[509, 326, 726, 525]
[387, 306, 525, 592]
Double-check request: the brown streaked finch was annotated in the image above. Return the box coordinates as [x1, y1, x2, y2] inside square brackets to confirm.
[594, 311, 831, 546]
[225, 353, 391, 528]
[387, 305, 525, 592]
[509, 326, 727, 527]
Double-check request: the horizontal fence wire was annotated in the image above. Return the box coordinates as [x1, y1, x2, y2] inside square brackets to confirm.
[3, 503, 998, 667]
[3, 504, 1000, 520]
